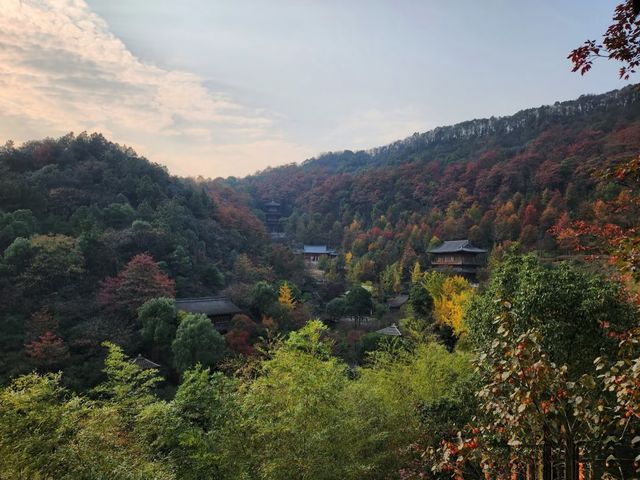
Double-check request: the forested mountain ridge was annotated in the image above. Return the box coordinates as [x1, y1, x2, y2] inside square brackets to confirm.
[0, 133, 267, 386]
[239, 85, 640, 282]
[300, 84, 640, 174]
[3, 86, 640, 388]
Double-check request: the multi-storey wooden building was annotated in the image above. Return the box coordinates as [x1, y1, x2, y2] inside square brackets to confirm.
[264, 200, 285, 239]
[428, 240, 487, 281]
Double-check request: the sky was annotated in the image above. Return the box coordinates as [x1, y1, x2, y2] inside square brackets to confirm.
[0, 0, 631, 178]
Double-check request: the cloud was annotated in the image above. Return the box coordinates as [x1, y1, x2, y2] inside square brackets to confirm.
[0, 0, 311, 177]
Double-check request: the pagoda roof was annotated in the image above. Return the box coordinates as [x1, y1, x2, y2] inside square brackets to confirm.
[428, 240, 487, 254]
[131, 355, 160, 370]
[175, 296, 242, 317]
[387, 294, 409, 309]
[376, 324, 402, 337]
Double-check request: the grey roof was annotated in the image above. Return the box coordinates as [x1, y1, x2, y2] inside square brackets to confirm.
[175, 296, 242, 317]
[131, 355, 160, 370]
[303, 245, 336, 255]
[387, 294, 409, 308]
[265, 200, 280, 207]
[376, 324, 402, 336]
[428, 240, 487, 254]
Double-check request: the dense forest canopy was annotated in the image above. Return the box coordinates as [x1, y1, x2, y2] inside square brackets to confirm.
[229, 86, 640, 285]
[3, 1, 640, 478]
[1, 88, 640, 479]
[0, 133, 267, 386]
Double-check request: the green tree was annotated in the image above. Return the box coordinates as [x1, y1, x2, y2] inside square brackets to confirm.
[408, 282, 434, 321]
[466, 253, 635, 376]
[172, 314, 225, 372]
[250, 280, 278, 318]
[0, 368, 174, 479]
[345, 286, 373, 327]
[6, 234, 85, 294]
[326, 296, 347, 321]
[138, 297, 177, 361]
[94, 342, 162, 421]
[235, 320, 356, 479]
[137, 365, 237, 480]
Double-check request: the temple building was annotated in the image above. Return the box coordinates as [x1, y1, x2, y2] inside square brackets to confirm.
[131, 355, 160, 370]
[175, 296, 242, 332]
[264, 200, 285, 239]
[302, 245, 337, 265]
[428, 239, 487, 281]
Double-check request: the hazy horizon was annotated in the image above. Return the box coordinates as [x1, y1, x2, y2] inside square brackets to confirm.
[0, 0, 631, 178]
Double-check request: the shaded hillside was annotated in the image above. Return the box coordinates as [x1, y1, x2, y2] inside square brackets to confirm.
[0, 133, 266, 385]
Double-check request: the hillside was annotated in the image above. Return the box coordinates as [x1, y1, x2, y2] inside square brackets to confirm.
[239, 85, 640, 280]
[3, 87, 640, 387]
[0, 133, 267, 386]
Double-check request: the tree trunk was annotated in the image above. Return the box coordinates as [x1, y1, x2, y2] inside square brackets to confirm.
[564, 437, 578, 480]
[542, 428, 552, 480]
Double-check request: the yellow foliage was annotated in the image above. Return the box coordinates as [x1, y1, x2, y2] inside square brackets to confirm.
[433, 276, 473, 335]
[345, 251, 353, 265]
[278, 282, 295, 310]
[411, 261, 422, 283]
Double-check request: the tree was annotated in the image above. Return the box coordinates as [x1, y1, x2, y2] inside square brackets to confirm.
[0, 361, 174, 479]
[99, 253, 175, 315]
[24, 308, 58, 341]
[25, 331, 70, 370]
[436, 304, 593, 480]
[225, 329, 254, 356]
[136, 365, 237, 480]
[4, 234, 85, 294]
[326, 296, 347, 322]
[569, 0, 640, 79]
[278, 281, 295, 310]
[408, 282, 434, 321]
[357, 342, 475, 478]
[380, 261, 402, 295]
[433, 275, 473, 336]
[138, 297, 177, 361]
[94, 342, 162, 420]
[172, 314, 225, 372]
[410, 260, 422, 283]
[466, 253, 635, 376]
[235, 320, 356, 479]
[249, 281, 278, 318]
[0, 372, 86, 479]
[593, 330, 640, 476]
[422, 270, 447, 299]
[345, 286, 373, 326]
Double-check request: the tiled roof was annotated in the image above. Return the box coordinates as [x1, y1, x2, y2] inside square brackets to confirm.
[175, 296, 242, 316]
[428, 240, 487, 254]
[376, 324, 402, 336]
[387, 294, 409, 308]
[303, 245, 336, 255]
[131, 355, 160, 370]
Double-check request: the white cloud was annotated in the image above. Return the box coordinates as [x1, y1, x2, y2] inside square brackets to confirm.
[0, 0, 311, 177]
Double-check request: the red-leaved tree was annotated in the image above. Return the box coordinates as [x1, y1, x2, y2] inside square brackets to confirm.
[26, 331, 70, 370]
[98, 253, 175, 315]
[569, 0, 640, 79]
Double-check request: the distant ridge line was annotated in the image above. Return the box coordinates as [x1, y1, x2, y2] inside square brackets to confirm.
[299, 84, 640, 169]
